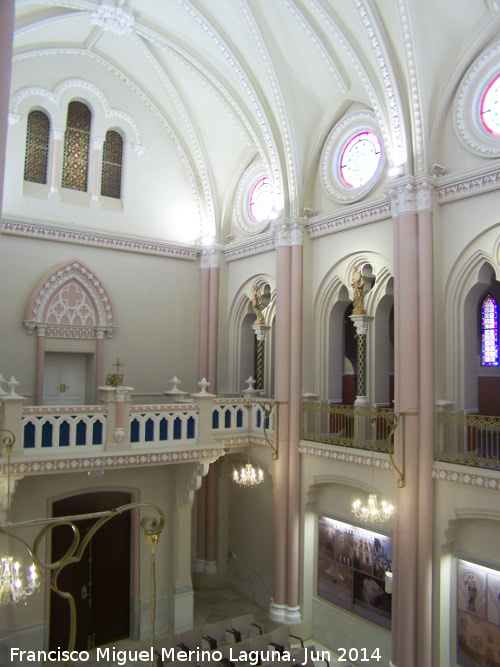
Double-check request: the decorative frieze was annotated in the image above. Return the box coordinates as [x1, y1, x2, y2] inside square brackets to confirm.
[1, 219, 200, 260]
[0, 448, 225, 476]
[307, 201, 391, 239]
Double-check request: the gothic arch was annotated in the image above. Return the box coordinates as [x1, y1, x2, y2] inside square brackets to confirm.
[228, 275, 276, 395]
[314, 252, 393, 400]
[23, 260, 117, 405]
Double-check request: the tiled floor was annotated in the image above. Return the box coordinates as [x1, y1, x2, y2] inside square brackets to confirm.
[81, 586, 350, 667]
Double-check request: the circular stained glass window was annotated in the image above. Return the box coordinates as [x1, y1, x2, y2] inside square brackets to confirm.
[340, 131, 382, 188]
[249, 177, 274, 222]
[481, 74, 500, 136]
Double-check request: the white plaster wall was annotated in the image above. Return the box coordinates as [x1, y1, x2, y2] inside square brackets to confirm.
[0, 234, 200, 402]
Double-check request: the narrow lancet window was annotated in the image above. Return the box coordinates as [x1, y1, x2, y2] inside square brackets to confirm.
[481, 295, 499, 366]
[101, 130, 123, 199]
[61, 101, 91, 191]
[24, 110, 50, 184]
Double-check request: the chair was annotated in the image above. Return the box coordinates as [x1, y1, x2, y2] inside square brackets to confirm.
[154, 633, 180, 666]
[227, 614, 263, 643]
[178, 627, 206, 650]
[267, 626, 304, 654]
[203, 619, 232, 649]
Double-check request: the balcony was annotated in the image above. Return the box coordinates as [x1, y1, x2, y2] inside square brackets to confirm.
[0, 388, 277, 475]
[437, 411, 500, 470]
[302, 401, 396, 454]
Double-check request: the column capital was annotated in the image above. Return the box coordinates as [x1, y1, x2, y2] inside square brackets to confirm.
[52, 127, 64, 141]
[273, 220, 291, 247]
[290, 219, 306, 246]
[92, 137, 104, 151]
[386, 178, 416, 217]
[415, 176, 435, 212]
[200, 246, 222, 269]
[252, 323, 271, 341]
[350, 314, 373, 336]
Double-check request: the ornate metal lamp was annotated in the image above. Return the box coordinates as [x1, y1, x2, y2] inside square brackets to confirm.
[0, 429, 40, 605]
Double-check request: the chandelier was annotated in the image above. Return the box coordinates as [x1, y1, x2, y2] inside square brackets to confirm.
[0, 434, 40, 605]
[352, 450, 394, 525]
[233, 461, 264, 487]
[352, 493, 394, 524]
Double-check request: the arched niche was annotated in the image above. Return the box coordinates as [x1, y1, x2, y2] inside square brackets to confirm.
[23, 260, 117, 405]
[229, 277, 276, 396]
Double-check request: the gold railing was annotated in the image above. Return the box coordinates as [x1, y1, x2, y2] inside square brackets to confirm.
[302, 402, 396, 453]
[437, 411, 500, 470]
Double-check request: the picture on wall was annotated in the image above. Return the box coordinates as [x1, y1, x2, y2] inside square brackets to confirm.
[457, 559, 500, 667]
[317, 516, 392, 629]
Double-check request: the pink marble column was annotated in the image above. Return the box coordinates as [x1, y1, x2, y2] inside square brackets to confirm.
[208, 251, 220, 392]
[205, 462, 218, 573]
[90, 137, 104, 203]
[270, 222, 291, 621]
[95, 330, 104, 402]
[0, 0, 14, 217]
[35, 326, 46, 405]
[198, 255, 210, 382]
[416, 181, 435, 667]
[389, 180, 424, 667]
[286, 222, 303, 621]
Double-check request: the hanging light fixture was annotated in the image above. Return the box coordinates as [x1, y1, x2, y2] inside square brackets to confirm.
[352, 493, 394, 524]
[0, 435, 40, 605]
[233, 460, 264, 487]
[352, 451, 394, 525]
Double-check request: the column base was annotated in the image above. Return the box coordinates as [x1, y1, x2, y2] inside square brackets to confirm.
[285, 605, 301, 624]
[205, 560, 217, 574]
[193, 559, 206, 573]
[168, 587, 194, 635]
[193, 559, 217, 574]
[354, 395, 369, 406]
[269, 599, 287, 623]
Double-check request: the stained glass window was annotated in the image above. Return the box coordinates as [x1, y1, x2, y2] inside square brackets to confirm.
[101, 130, 123, 199]
[249, 176, 274, 222]
[481, 295, 499, 366]
[61, 101, 91, 191]
[480, 74, 500, 136]
[340, 131, 381, 188]
[24, 110, 50, 184]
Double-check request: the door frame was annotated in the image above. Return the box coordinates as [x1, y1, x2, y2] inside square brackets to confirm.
[43, 339, 96, 405]
[42, 350, 90, 406]
[44, 486, 140, 648]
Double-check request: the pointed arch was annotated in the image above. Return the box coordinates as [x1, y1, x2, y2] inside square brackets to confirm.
[228, 275, 276, 394]
[24, 260, 117, 338]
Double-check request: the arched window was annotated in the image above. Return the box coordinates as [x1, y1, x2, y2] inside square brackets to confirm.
[101, 130, 123, 199]
[61, 101, 91, 191]
[24, 110, 50, 184]
[481, 294, 499, 366]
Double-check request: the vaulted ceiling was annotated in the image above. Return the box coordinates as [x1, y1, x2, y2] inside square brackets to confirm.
[11, 0, 500, 242]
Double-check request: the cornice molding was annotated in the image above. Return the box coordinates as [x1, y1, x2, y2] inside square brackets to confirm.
[299, 443, 393, 470]
[433, 465, 500, 491]
[1, 217, 200, 261]
[307, 200, 392, 239]
[223, 234, 275, 262]
[434, 166, 500, 202]
[0, 447, 225, 476]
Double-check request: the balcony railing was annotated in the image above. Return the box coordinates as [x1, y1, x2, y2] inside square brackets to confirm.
[302, 402, 395, 453]
[437, 411, 500, 470]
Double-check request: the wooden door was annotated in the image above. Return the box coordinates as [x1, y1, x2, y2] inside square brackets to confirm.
[49, 491, 132, 652]
[43, 353, 87, 406]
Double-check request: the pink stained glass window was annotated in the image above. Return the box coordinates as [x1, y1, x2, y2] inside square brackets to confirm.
[24, 110, 50, 184]
[101, 130, 123, 199]
[481, 295, 499, 366]
[249, 177, 274, 222]
[61, 101, 91, 191]
[480, 74, 500, 136]
[340, 131, 381, 188]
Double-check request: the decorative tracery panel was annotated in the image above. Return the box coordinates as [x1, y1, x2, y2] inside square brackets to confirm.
[24, 261, 116, 339]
